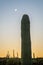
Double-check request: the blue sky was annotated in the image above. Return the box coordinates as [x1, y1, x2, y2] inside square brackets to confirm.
[0, 0, 43, 58]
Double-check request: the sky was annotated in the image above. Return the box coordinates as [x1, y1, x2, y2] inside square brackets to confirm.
[0, 0, 43, 58]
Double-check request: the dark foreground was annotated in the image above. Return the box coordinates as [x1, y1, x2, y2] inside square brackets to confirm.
[0, 58, 43, 65]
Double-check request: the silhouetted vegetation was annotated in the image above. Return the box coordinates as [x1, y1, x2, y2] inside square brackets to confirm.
[0, 58, 43, 65]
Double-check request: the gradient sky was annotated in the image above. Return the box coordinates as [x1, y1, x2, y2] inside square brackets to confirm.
[0, 0, 43, 58]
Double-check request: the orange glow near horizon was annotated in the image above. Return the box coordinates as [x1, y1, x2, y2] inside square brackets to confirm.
[0, 46, 43, 58]
[0, 49, 21, 58]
